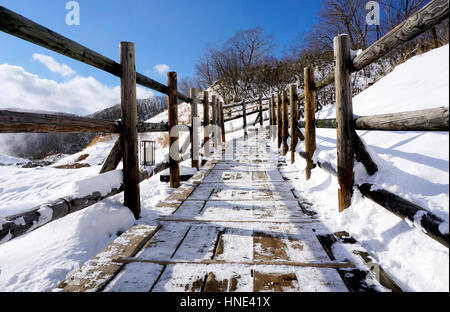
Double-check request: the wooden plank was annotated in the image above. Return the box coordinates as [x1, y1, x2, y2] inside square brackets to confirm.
[334, 34, 354, 212]
[253, 271, 299, 292]
[304, 66, 316, 180]
[168, 72, 180, 189]
[55, 224, 159, 292]
[120, 42, 140, 218]
[333, 231, 403, 292]
[353, 0, 449, 71]
[316, 234, 378, 292]
[99, 137, 122, 174]
[114, 258, 355, 269]
[103, 224, 191, 292]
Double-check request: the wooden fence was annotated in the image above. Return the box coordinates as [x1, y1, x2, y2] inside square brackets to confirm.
[0, 0, 449, 250]
[0, 5, 227, 243]
[269, 0, 449, 248]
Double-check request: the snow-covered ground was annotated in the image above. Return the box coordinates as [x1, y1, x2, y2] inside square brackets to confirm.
[0, 45, 448, 292]
[284, 44, 449, 292]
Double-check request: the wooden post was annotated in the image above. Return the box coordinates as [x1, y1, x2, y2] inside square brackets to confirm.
[304, 66, 316, 180]
[190, 88, 199, 169]
[220, 102, 226, 143]
[242, 101, 248, 136]
[290, 85, 298, 164]
[271, 94, 276, 142]
[282, 90, 289, 156]
[277, 94, 282, 149]
[203, 91, 210, 158]
[259, 97, 263, 126]
[120, 42, 140, 218]
[168, 72, 180, 189]
[334, 34, 354, 212]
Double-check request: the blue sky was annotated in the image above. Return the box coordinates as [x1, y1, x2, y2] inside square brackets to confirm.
[0, 0, 321, 87]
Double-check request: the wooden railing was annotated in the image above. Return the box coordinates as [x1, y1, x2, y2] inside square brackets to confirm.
[0, 1, 449, 250]
[268, 0, 449, 248]
[0, 5, 227, 244]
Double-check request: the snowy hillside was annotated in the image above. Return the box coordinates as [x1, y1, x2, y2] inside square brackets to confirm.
[288, 44, 449, 291]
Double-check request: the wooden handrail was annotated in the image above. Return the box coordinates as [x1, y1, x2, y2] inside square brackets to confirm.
[352, 0, 449, 72]
[0, 6, 192, 103]
[297, 107, 449, 131]
[0, 110, 169, 133]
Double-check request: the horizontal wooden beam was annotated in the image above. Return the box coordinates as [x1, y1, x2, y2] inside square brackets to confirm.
[354, 107, 449, 131]
[0, 6, 191, 103]
[0, 110, 118, 133]
[298, 151, 448, 248]
[0, 110, 169, 133]
[297, 107, 449, 131]
[352, 0, 449, 71]
[224, 108, 269, 123]
[0, 161, 172, 245]
[358, 184, 449, 248]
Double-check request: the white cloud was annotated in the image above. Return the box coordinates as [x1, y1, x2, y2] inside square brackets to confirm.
[32, 53, 77, 78]
[153, 64, 170, 76]
[0, 62, 154, 116]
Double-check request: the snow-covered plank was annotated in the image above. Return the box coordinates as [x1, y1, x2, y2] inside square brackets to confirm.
[102, 224, 191, 292]
[55, 224, 159, 292]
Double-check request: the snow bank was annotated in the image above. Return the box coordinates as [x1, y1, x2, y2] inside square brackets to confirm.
[290, 45, 449, 291]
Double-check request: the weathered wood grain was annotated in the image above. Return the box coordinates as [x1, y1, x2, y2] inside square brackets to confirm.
[168, 72, 180, 189]
[353, 130, 378, 176]
[354, 107, 449, 131]
[352, 0, 449, 71]
[203, 91, 210, 157]
[334, 34, 354, 212]
[190, 88, 200, 169]
[290, 85, 298, 164]
[0, 110, 169, 134]
[56, 224, 159, 292]
[99, 137, 122, 174]
[277, 94, 282, 149]
[0, 110, 118, 133]
[304, 66, 316, 180]
[358, 184, 449, 248]
[120, 42, 140, 219]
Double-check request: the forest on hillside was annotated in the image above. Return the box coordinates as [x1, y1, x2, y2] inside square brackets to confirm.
[184, 0, 449, 104]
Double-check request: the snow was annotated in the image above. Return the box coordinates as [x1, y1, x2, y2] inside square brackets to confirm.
[71, 170, 123, 197]
[0, 45, 448, 292]
[286, 45, 449, 292]
[0, 154, 28, 166]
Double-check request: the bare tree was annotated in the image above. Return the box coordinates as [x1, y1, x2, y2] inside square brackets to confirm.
[195, 27, 274, 103]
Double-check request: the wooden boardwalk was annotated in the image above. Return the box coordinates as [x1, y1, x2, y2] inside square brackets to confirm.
[56, 128, 397, 292]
